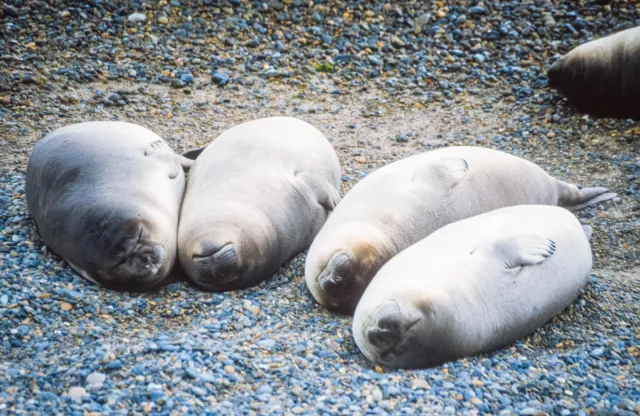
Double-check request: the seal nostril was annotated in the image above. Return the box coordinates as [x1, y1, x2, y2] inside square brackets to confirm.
[367, 326, 398, 349]
[320, 274, 349, 295]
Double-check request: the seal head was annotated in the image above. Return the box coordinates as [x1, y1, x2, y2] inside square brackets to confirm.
[306, 222, 394, 315]
[353, 288, 455, 369]
[60, 202, 176, 292]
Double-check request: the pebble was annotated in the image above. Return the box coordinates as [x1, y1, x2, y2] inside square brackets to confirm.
[86, 373, 106, 386]
[67, 387, 86, 399]
[211, 72, 230, 86]
[127, 13, 146, 23]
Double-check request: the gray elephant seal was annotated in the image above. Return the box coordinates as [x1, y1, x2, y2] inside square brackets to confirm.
[352, 204, 593, 369]
[25, 121, 192, 291]
[178, 116, 341, 292]
[547, 26, 640, 119]
[305, 146, 615, 314]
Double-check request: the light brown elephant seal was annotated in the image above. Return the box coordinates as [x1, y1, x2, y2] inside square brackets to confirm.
[305, 145, 615, 314]
[547, 25, 640, 119]
[25, 121, 193, 291]
[352, 204, 593, 369]
[178, 116, 341, 292]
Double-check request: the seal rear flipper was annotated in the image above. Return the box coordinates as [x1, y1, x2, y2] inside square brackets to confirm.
[412, 156, 468, 189]
[144, 139, 181, 179]
[582, 225, 593, 240]
[182, 146, 207, 160]
[556, 181, 617, 211]
[295, 172, 341, 213]
[471, 233, 556, 269]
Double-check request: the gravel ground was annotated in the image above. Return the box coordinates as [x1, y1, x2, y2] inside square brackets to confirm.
[1, 1, 639, 415]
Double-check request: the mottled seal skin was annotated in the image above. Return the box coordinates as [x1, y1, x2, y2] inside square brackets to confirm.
[305, 146, 615, 315]
[353, 205, 593, 369]
[25, 121, 193, 291]
[547, 25, 640, 119]
[178, 116, 341, 292]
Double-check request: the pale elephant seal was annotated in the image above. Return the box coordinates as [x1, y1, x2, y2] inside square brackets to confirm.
[305, 146, 615, 314]
[178, 116, 341, 292]
[25, 121, 193, 291]
[547, 25, 640, 119]
[352, 204, 594, 369]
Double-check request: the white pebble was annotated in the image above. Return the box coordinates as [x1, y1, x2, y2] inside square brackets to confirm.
[372, 387, 383, 402]
[128, 13, 146, 23]
[67, 386, 87, 399]
[86, 372, 106, 386]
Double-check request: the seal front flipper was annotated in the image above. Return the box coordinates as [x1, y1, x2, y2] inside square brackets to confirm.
[182, 146, 207, 160]
[144, 139, 181, 179]
[412, 156, 468, 188]
[295, 172, 341, 213]
[471, 233, 556, 269]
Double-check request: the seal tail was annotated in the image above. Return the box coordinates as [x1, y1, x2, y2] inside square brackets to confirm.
[555, 180, 617, 212]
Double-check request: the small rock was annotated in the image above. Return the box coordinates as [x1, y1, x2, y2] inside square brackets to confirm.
[3, 6, 19, 18]
[473, 54, 486, 64]
[128, 13, 146, 23]
[258, 339, 276, 348]
[372, 387, 383, 402]
[211, 72, 230, 86]
[395, 134, 409, 142]
[67, 387, 86, 399]
[86, 372, 106, 386]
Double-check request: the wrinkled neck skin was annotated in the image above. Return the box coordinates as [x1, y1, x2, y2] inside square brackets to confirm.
[307, 221, 398, 314]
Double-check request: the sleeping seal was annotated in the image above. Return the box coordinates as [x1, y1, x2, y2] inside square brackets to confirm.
[547, 25, 640, 119]
[305, 146, 615, 314]
[178, 116, 341, 292]
[25, 121, 192, 291]
[352, 204, 593, 369]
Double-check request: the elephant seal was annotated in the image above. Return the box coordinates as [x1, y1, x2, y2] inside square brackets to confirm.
[305, 146, 615, 314]
[178, 116, 341, 292]
[547, 25, 640, 119]
[25, 121, 192, 291]
[352, 204, 593, 369]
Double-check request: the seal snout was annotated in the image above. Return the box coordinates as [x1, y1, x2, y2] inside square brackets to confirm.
[365, 302, 404, 355]
[367, 321, 401, 352]
[190, 242, 241, 291]
[99, 221, 168, 292]
[547, 58, 564, 87]
[317, 252, 359, 313]
[363, 302, 422, 363]
[547, 57, 580, 91]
